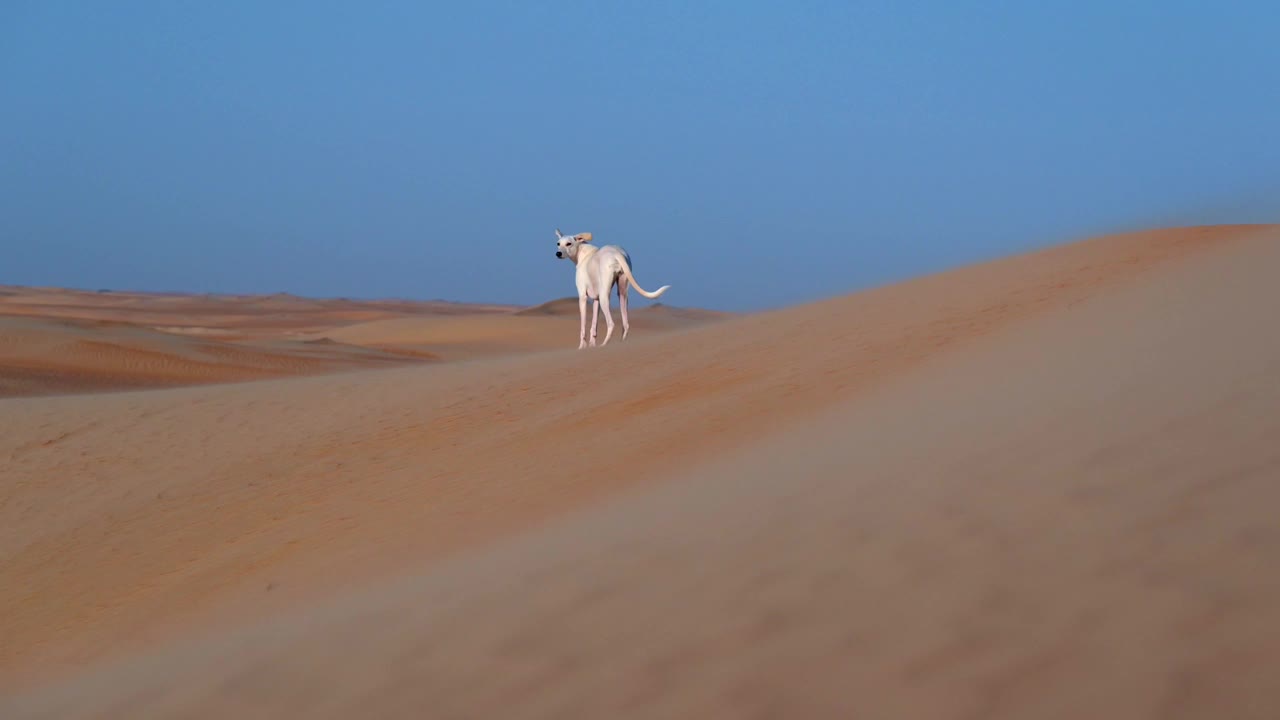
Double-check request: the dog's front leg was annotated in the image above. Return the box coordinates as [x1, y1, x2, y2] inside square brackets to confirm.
[578, 295, 588, 350]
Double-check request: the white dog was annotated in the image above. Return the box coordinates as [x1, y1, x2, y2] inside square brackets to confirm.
[554, 228, 670, 349]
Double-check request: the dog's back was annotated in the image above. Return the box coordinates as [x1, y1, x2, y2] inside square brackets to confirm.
[593, 244, 631, 275]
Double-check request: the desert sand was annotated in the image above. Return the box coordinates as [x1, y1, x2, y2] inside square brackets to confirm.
[2, 224, 1278, 718]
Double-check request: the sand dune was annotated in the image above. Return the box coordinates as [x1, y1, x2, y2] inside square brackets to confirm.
[514, 296, 588, 316]
[514, 296, 728, 322]
[2, 224, 1278, 717]
[0, 287, 519, 330]
[0, 287, 718, 396]
[0, 316, 426, 397]
[313, 304, 725, 360]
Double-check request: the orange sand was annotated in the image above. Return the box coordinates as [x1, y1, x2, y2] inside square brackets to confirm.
[2, 224, 1277, 718]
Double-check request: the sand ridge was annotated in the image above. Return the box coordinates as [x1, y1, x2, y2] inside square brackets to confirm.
[2, 224, 1278, 717]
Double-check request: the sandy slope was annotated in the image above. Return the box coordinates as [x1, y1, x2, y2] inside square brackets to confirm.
[2, 224, 1278, 717]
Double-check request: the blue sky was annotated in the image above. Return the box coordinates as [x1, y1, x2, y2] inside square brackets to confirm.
[2, 1, 1277, 311]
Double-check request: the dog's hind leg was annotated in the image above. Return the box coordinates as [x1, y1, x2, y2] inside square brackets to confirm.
[617, 275, 631, 340]
[598, 287, 616, 346]
[589, 297, 601, 347]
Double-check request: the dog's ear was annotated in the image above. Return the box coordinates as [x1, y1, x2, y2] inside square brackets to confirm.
[555, 228, 563, 238]
[575, 232, 593, 243]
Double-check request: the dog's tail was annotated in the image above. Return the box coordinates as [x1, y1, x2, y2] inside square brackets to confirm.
[618, 256, 670, 300]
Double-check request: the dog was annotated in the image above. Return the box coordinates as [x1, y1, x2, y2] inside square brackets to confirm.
[554, 228, 670, 349]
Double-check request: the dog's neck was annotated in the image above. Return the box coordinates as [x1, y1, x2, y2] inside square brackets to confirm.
[571, 243, 597, 266]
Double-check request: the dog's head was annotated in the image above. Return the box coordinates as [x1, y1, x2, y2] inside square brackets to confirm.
[554, 228, 592, 261]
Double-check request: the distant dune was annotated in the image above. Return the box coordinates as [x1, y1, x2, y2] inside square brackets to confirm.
[638, 301, 731, 321]
[0, 287, 721, 397]
[0, 286, 520, 335]
[514, 296, 729, 321]
[2, 224, 1279, 718]
[0, 316, 420, 397]
[514, 296, 581, 316]
[310, 301, 723, 361]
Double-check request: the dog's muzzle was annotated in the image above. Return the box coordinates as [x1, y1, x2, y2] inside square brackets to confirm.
[555, 251, 563, 258]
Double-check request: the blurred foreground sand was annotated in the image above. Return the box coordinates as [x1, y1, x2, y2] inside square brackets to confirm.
[2, 225, 1277, 718]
